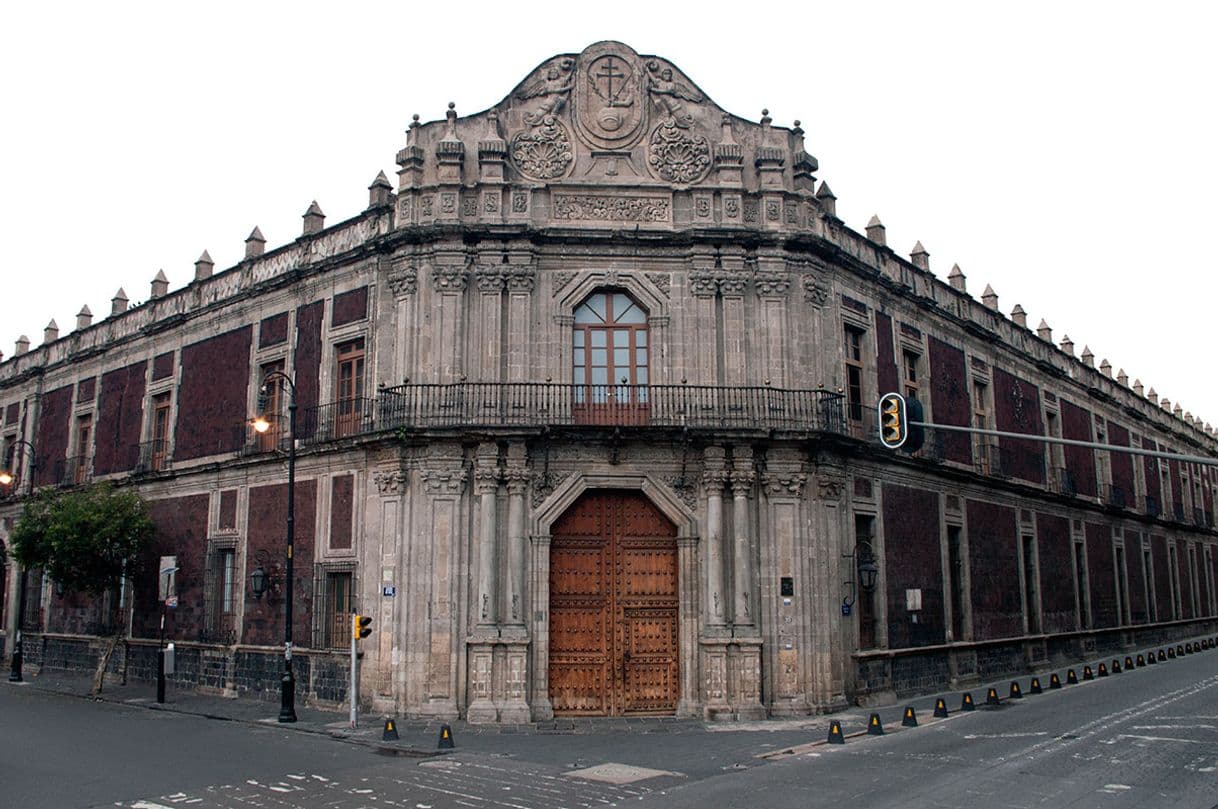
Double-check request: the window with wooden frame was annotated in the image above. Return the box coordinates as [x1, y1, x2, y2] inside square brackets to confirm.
[312, 561, 357, 648]
[73, 413, 92, 484]
[572, 291, 649, 419]
[334, 339, 365, 438]
[257, 359, 285, 452]
[203, 537, 239, 644]
[843, 325, 865, 422]
[901, 349, 921, 401]
[151, 393, 172, 471]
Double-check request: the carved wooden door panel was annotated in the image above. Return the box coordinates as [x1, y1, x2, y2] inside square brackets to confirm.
[550, 491, 678, 715]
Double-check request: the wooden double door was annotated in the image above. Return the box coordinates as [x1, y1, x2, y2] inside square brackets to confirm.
[549, 490, 679, 715]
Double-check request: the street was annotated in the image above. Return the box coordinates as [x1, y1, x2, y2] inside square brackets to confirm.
[2, 643, 1215, 809]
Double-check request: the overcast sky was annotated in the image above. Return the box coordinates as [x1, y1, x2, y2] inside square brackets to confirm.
[2, 2, 1214, 434]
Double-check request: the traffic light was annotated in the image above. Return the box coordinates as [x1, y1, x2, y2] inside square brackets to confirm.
[354, 614, 372, 640]
[878, 392, 907, 449]
[878, 392, 925, 452]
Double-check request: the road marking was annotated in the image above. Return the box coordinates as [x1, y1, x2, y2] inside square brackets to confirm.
[963, 732, 1049, 739]
[1103, 734, 1206, 745]
[1131, 723, 1217, 730]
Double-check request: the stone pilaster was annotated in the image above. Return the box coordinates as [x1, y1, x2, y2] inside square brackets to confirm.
[503, 444, 529, 633]
[472, 443, 500, 633]
[528, 533, 554, 720]
[702, 446, 729, 629]
[729, 446, 764, 720]
[760, 451, 811, 716]
[430, 250, 468, 383]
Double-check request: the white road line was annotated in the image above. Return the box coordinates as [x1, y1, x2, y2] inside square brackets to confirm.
[1103, 734, 1206, 745]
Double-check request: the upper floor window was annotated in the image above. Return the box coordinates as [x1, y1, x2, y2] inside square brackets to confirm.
[257, 360, 285, 451]
[901, 350, 921, 401]
[573, 291, 649, 401]
[843, 325, 865, 422]
[335, 339, 366, 437]
[150, 393, 172, 472]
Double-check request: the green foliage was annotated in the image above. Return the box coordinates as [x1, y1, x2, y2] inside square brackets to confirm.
[10, 483, 154, 596]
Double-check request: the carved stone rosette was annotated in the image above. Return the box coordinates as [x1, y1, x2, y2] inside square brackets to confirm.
[647, 119, 711, 184]
[510, 118, 574, 181]
[762, 470, 807, 499]
[432, 266, 469, 293]
[387, 268, 418, 298]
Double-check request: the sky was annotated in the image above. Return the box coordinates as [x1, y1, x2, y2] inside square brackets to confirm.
[2, 1, 1215, 433]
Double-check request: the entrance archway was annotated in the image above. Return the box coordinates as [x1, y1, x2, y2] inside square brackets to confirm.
[548, 490, 679, 715]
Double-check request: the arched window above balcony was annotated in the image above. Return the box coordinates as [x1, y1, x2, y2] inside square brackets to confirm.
[573, 291, 649, 388]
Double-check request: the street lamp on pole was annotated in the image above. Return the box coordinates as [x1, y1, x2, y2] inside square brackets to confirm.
[2, 438, 37, 683]
[252, 371, 298, 723]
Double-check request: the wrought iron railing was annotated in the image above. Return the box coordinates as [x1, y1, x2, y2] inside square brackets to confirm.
[53, 454, 92, 486]
[1106, 483, 1129, 510]
[136, 439, 171, 473]
[1142, 494, 1162, 518]
[291, 384, 845, 445]
[1049, 466, 1077, 496]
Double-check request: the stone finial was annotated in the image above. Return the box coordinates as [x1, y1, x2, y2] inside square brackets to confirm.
[1099, 359, 1112, 377]
[981, 284, 998, 310]
[194, 250, 214, 281]
[865, 215, 886, 246]
[15, 335, 30, 355]
[1161, 397, 1171, 411]
[1133, 378, 1144, 396]
[1010, 304, 1027, 328]
[815, 181, 836, 217]
[1060, 334, 1074, 356]
[245, 227, 266, 259]
[1117, 369, 1128, 386]
[1080, 346, 1094, 367]
[1036, 319, 1051, 341]
[368, 170, 393, 208]
[44, 319, 59, 343]
[302, 201, 325, 235]
[1147, 387, 1158, 404]
[948, 263, 966, 292]
[1173, 403, 1183, 417]
[76, 305, 93, 331]
[910, 241, 930, 270]
[1184, 411, 1193, 423]
[111, 287, 128, 316]
[445, 102, 459, 138]
[151, 269, 169, 299]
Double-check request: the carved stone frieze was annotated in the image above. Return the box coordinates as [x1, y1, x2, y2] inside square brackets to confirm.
[689, 271, 718, 298]
[755, 273, 790, 297]
[475, 268, 505, 293]
[647, 118, 711, 184]
[473, 465, 501, 495]
[387, 268, 418, 297]
[762, 470, 807, 498]
[515, 56, 574, 126]
[700, 468, 730, 494]
[644, 272, 671, 297]
[510, 117, 575, 181]
[432, 265, 468, 293]
[373, 470, 407, 495]
[506, 268, 537, 293]
[531, 471, 575, 508]
[660, 473, 698, 510]
[551, 271, 578, 294]
[816, 473, 846, 501]
[718, 273, 749, 296]
[420, 466, 468, 496]
[552, 194, 671, 223]
[802, 275, 828, 307]
[504, 465, 530, 496]
[729, 469, 756, 498]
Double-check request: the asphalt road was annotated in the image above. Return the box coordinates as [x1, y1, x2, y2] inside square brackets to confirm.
[2, 646, 1215, 809]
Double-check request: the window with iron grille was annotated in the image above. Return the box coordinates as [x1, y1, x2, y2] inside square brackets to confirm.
[313, 561, 358, 648]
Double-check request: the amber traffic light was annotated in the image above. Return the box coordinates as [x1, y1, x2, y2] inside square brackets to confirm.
[879, 392, 907, 449]
[354, 614, 372, 640]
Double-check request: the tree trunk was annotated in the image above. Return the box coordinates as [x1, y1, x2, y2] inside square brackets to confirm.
[91, 633, 123, 695]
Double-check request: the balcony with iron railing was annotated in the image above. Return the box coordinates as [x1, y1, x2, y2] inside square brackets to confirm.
[1105, 483, 1130, 510]
[136, 439, 172, 473]
[292, 383, 847, 445]
[1141, 494, 1162, 518]
[53, 454, 93, 487]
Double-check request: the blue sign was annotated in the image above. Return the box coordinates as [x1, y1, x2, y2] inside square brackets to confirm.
[841, 603, 852, 616]
[382, 585, 397, 597]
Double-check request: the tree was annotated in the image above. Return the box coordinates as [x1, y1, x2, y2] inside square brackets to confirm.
[10, 482, 155, 692]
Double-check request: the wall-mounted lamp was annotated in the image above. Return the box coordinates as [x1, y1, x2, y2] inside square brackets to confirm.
[842, 539, 880, 608]
[249, 549, 281, 601]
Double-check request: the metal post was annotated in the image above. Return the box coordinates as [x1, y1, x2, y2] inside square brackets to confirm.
[8, 567, 26, 682]
[280, 392, 297, 723]
[349, 612, 358, 729]
[156, 605, 166, 703]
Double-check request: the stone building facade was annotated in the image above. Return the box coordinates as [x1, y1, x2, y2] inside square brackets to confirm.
[2, 41, 1217, 719]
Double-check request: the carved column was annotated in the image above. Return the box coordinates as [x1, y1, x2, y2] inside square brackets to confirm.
[730, 447, 757, 627]
[812, 465, 850, 712]
[702, 447, 729, 629]
[677, 535, 702, 718]
[371, 467, 407, 707]
[719, 247, 748, 386]
[689, 249, 717, 385]
[755, 249, 790, 388]
[505, 252, 536, 383]
[416, 446, 467, 720]
[387, 259, 418, 384]
[473, 443, 500, 633]
[474, 262, 504, 383]
[528, 533, 554, 720]
[498, 443, 531, 723]
[729, 445, 764, 720]
[431, 250, 468, 383]
[760, 452, 810, 716]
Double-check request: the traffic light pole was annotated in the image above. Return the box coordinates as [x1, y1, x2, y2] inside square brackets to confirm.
[908, 420, 1218, 466]
[349, 611, 358, 729]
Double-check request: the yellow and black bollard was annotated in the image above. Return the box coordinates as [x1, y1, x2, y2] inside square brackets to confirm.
[1029, 677, 1042, 695]
[902, 706, 918, 727]
[828, 720, 845, 744]
[1083, 665, 1094, 681]
[1008, 681, 1023, 699]
[438, 723, 455, 750]
[934, 697, 949, 718]
[1067, 669, 1079, 685]
[961, 692, 975, 712]
[382, 718, 399, 741]
[986, 687, 1000, 706]
[1049, 673, 1062, 689]
[868, 713, 885, 736]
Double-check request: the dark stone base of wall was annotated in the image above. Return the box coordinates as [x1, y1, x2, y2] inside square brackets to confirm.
[19, 634, 349, 708]
[852, 618, 1218, 703]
